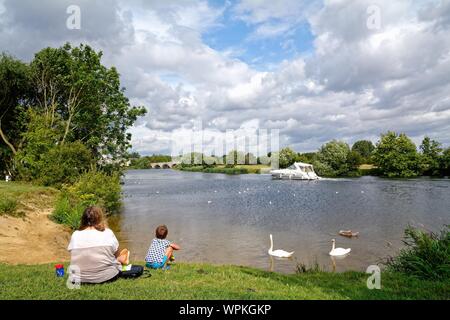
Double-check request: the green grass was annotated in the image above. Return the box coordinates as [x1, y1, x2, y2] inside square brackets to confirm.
[0, 181, 58, 216]
[0, 262, 448, 300]
[0, 196, 17, 215]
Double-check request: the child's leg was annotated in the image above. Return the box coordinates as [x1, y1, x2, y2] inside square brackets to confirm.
[117, 249, 130, 265]
[164, 247, 174, 265]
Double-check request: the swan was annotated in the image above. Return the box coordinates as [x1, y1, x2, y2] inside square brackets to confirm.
[268, 234, 294, 258]
[329, 239, 351, 256]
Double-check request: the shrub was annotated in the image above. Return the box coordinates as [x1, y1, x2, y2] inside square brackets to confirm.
[295, 259, 323, 274]
[70, 170, 122, 214]
[385, 225, 450, 281]
[0, 196, 18, 215]
[51, 170, 121, 229]
[16, 132, 93, 187]
[51, 193, 86, 230]
[37, 141, 93, 187]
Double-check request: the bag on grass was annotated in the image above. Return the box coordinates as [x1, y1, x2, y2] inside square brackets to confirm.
[120, 265, 145, 279]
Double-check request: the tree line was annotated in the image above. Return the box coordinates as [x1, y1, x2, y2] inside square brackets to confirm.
[163, 132, 450, 178]
[279, 132, 450, 178]
[128, 153, 173, 169]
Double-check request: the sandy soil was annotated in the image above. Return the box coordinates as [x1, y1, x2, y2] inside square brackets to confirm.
[0, 208, 70, 264]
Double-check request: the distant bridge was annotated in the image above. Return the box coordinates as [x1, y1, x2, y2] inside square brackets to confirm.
[149, 161, 179, 169]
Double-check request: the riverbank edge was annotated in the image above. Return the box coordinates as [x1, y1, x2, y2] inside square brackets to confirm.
[0, 261, 448, 299]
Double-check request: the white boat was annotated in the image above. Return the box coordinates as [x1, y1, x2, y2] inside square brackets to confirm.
[270, 162, 320, 180]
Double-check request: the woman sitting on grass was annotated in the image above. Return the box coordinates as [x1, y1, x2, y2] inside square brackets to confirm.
[67, 206, 130, 284]
[145, 225, 180, 270]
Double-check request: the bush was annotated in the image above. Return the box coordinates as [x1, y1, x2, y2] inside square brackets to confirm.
[0, 196, 18, 215]
[385, 225, 450, 281]
[51, 170, 122, 229]
[51, 193, 86, 230]
[69, 170, 122, 214]
[16, 130, 93, 187]
[37, 141, 93, 187]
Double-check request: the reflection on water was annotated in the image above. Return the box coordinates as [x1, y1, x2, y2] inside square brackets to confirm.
[111, 170, 450, 274]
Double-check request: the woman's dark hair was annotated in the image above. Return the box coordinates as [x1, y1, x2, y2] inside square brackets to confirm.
[79, 206, 106, 232]
[155, 225, 168, 239]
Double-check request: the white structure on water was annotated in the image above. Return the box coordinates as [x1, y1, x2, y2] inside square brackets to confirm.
[270, 162, 320, 180]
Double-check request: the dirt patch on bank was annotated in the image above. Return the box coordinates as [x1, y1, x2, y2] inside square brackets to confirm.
[0, 208, 70, 264]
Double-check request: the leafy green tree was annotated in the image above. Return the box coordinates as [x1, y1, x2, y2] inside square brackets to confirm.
[316, 140, 352, 176]
[129, 157, 150, 169]
[419, 137, 442, 176]
[15, 111, 92, 186]
[278, 147, 297, 168]
[38, 141, 93, 186]
[1, 43, 146, 180]
[297, 152, 317, 164]
[28, 43, 146, 167]
[351, 140, 375, 162]
[373, 131, 420, 178]
[0, 54, 31, 176]
[147, 154, 172, 163]
[128, 152, 141, 159]
[226, 150, 245, 165]
[257, 155, 271, 165]
[440, 148, 450, 176]
[245, 152, 257, 165]
[15, 111, 63, 181]
[346, 150, 363, 169]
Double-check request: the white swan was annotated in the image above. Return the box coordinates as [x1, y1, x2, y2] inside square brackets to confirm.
[329, 239, 351, 256]
[268, 234, 294, 258]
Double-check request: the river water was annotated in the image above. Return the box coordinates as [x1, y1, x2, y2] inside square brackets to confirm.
[112, 169, 450, 273]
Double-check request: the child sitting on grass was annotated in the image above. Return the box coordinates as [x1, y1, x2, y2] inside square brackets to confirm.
[145, 225, 180, 269]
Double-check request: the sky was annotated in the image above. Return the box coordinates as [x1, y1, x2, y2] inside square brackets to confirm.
[1, 0, 450, 155]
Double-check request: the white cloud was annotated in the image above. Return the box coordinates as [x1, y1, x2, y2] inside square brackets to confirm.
[0, 0, 449, 154]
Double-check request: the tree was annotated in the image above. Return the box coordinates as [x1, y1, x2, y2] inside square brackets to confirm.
[297, 152, 317, 164]
[440, 148, 450, 176]
[277, 147, 297, 168]
[225, 150, 245, 165]
[316, 140, 352, 176]
[0, 54, 31, 176]
[347, 150, 363, 169]
[419, 137, 442, 176]
[245, 152, 257, 165]
[1, 43, 146, 180]
[28, 43, 146, 166]
[373, 131, 420, 178]
[14, 111, 93, 186]
[352, 140, 375, 162]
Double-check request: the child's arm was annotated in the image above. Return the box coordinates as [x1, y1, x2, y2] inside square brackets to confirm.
[170, 242, 180, 250]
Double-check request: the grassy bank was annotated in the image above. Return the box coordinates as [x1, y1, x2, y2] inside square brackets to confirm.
[0, 181, 58, 217]
[0, 262, 448, 300]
